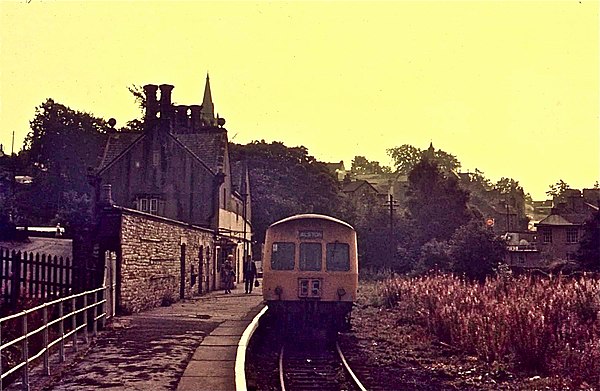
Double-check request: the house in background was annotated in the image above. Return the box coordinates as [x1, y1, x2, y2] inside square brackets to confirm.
[324, 161, 346, 181]
[501, 231, 540, 268]
[535, 189, 599, 262]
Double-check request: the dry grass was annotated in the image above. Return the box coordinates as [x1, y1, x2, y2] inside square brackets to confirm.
[375, 273, 600, 389]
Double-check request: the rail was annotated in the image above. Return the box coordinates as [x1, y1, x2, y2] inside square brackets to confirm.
[0, 285, 108, 391]
[279, 341, 368, 391]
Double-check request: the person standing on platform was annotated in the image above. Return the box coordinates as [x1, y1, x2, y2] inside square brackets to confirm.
[222, 258, 233, 294]
[244, 256, 257, 294]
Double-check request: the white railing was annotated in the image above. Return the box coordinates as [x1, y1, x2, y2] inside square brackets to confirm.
[0, 285, 108, 391]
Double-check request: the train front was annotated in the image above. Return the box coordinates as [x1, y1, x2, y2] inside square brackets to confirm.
[262, 214, 358, 332]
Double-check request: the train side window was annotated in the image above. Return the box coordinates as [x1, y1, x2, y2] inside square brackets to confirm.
[299, 243, 322, 271]
[326, 242, 350, 271]
[271, 242, 295, 270]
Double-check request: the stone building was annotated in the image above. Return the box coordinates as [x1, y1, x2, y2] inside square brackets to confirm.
[91, 75, 252, 313]
[535, 189, 599, 262]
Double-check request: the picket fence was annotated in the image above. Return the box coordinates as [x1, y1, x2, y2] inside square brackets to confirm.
[0, 249, 73, 308]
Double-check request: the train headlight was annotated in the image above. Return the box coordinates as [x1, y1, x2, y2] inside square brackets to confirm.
[337, 287, 346, 298]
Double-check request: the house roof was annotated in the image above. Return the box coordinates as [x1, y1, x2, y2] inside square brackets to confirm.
[536, 213, 590, 226]
[342, 180, 378, 194]
[325, 161, 345, 171]
[98, 132, 144, 169]
[172, 129, 226, 173]
[97, 127, 228, 176]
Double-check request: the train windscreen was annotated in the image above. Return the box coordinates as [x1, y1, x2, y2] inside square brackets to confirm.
[326, 242, 350, 271]
[299, 242, 322, 271]
[271, 242, 295, 270]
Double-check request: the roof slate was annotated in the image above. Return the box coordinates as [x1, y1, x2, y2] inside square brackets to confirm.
[537, 213, 590, 226]
[173, 130, 226, 173]
[98, 132, 144, 169]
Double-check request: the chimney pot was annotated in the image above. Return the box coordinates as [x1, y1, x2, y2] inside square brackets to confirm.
[100, 184, 114, 206]
[158, 84, 174, 121]
[143, 84, 159, 121]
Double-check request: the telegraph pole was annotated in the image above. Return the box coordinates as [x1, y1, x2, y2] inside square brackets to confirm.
[384, 194, 398, 270]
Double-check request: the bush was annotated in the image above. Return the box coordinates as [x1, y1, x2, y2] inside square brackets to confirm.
[378, 273, 600, 388]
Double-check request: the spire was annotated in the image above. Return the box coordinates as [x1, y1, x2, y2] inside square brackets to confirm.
[424, 142, 435, 159]
[201, 73, 215, 120]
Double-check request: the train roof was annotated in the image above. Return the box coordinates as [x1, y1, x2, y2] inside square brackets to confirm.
[269, 214, 355, 230]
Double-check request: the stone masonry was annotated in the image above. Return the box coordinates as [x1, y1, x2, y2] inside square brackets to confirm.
[119, 209, 215, 313]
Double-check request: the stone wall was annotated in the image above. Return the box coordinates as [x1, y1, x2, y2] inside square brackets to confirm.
[119, 209, 214, 313]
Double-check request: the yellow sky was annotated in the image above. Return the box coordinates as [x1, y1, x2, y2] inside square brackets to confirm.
[0, 1, 598, 200]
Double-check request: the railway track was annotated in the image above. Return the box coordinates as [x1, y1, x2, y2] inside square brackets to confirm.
[278, 341, 367, 391]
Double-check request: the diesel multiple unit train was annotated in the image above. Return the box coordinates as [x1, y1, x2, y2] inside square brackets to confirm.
[262, 214, 359, 331]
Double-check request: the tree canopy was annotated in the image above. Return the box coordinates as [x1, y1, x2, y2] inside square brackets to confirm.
[387, 144, 460, 174]
[229, 140, 342, 244]
[9, 99, 111, 227]
[350, 156, 391, 174]
[546, 179, 571, 199]
[406, 157, 471, 246]
[576, 210, 600, 271]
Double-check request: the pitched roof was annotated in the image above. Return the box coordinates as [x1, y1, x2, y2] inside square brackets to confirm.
[173, 129, 226, 173]
[342, 180, 378, 194]
[325, 161, 345, 171]
[536, 213, 591, 226]
[98, 132, 144, 169]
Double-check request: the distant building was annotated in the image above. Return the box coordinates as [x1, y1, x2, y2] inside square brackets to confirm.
[501, 231, 540, 267]
[324, 161, 346, 181]
[535, 189, 599, 262]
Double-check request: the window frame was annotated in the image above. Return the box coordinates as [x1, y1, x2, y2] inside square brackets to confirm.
[271, 242, 295, 270]
[326, 242, 350, 271]
[299, 242, 322, 271]
[541, 229, 552, 244]
[566, 227, 578, 244]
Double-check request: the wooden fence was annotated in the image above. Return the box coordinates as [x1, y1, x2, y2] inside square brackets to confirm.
[0, 249, 73, 308]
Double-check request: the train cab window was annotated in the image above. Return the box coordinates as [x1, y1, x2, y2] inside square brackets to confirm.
[271, 242, 295, 270]
[326, 242, 350, 271]
[299, 243, 322, 271]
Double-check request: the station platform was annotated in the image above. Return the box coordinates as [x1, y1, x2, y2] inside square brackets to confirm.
[21, 283, 265, 391]
[176, 288, 266, 391]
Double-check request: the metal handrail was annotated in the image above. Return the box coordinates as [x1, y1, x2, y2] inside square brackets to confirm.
[0, 285, 108, 391]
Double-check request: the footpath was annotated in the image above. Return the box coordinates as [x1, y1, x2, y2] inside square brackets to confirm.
[26, 284, 264, 391]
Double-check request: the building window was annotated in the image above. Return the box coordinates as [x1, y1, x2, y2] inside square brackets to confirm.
[541, 229, 552, 244]
[137, 196, 159, 215]
[152, 151, 160, 167]
[566, 228, 578, 244]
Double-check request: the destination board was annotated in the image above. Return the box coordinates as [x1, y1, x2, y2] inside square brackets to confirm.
[298, 230, 323, 239]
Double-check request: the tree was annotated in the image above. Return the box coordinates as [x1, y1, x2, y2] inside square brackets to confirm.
[406, 158, 471, 246]
[387, 144, 460, 174]
[433, 149, 461, 173]
[546, 179, 570, 199]
[387, 144, 421, 174]
[20, 99, 109, 226]
[229, 141, 342, 244]
[576, 210, 600, 271]
[449, 220, 506, 281]
[416, 239, 451, 274]
[350, 156, 390, 174]
[494, 177, 524, 196]
[127, 84, 146, 115]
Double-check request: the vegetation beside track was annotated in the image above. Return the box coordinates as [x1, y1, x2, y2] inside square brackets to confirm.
[344, 274, 600, 390]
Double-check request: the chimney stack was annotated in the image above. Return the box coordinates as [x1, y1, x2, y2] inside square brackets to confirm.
[100, 184, 114, 206]
[190, 105, 202, 130]
[143, 84, 159, 121]
[159, 84, 174, 120]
